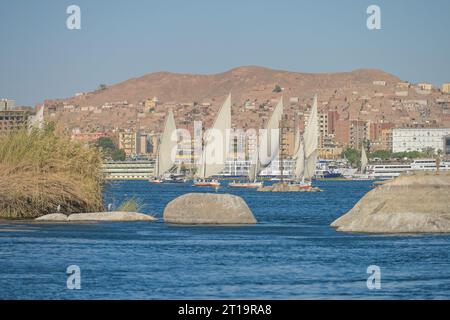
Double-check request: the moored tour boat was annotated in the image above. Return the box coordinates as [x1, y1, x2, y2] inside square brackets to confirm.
[229, 181, 263, 189]
[193, 179, 221, 187]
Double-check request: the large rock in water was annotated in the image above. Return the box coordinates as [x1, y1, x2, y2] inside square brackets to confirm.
[163, 193, 257, 225]
[331, 172, 450, 233]
[35, 211, 156, 222]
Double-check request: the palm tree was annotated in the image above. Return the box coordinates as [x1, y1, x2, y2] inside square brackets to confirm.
[436, 149, 443, 173]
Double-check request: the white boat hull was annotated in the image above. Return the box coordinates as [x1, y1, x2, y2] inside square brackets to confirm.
[228, 181, 264, 189]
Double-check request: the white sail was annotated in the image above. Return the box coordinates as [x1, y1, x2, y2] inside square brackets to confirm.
[155, 110, 177, 177]
[360, 146, 368, 173]
[304, 95, 318, 158]
[293, 128, 301, 156]
[304, 150, 318, 180]
[248, 163, 257, 182]
[259, 97, 283, 167]
[293, 140, 305, 180]
[248, 143, 260, 182]
[302, 95, 319, 180]
[198, 94, 232, 178]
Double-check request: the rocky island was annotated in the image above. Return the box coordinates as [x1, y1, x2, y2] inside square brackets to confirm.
[163, 193, 257, 225]
[331, 172, 450, 233]
[36, 211, 156, 222]
[258, 183, 322, 192]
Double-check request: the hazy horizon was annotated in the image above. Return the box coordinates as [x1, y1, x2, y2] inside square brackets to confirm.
[1, 0, 450, 106]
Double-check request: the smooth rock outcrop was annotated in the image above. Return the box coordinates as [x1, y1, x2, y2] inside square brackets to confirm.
[35, 213, 68, 221]
[164, 193, 257, 225]
[35, 211, 156, 222]
[331, 172, 450, 233]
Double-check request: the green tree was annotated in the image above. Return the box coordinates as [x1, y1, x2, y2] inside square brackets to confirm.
[422, 147, 435, 157]
[94, 136, 125, 160]
[98, 84, 107, 91]
[369, 150, 391, 160]
[273, 85, 282, 93]
[342, 148, 360, 168]
[96, 137, 116, 150]
[111, 149, 126, 161]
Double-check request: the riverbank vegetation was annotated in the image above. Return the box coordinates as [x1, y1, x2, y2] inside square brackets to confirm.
[0, 125, 104, 219]
[342, 148, 437, 167]
[95, 136, 126, 161]
[118, 198, 143, 212]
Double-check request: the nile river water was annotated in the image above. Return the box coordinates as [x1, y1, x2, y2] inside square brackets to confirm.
[1, 180, 450, 299]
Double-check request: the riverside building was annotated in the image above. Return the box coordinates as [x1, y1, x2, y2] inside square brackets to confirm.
[392, 128, 450, 153]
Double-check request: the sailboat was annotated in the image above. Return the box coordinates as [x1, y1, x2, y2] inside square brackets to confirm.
[151, 109, 178, 183]
[289, 95, 319, 189]
[228, 98, 283, 189]
[193, 94, 231, 187]
[229, 144, 264, 189]
[230, 97, 283, 188]
[259, 97, 284, 168]
[352, 146, 373, 180]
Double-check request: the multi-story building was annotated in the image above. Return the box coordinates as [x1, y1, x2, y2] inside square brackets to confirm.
[327, 110, 339, 135]
[349, 120, 368, 149]
[392, 128, 450, 153]
[380, 128, 393, 152]
[417, 83, 434, 91]
[335, 119, 350, 146]
[0, 100, 34, 134]
[118, 131, 139, 156]
[442, 83, 450, 94]
[0, 99, 15, 111]
[368, 122, 394, 144]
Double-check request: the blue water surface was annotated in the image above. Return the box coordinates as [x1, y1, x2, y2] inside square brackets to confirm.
[1, 180, 449, 299]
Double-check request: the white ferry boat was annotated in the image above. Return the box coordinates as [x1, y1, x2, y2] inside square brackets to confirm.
[410, 159, 450, 171]
[367, 164, 412, 180]
[368, 159, 450, 179]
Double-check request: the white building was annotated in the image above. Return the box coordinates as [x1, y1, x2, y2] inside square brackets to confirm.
[392, 128, 450, 153]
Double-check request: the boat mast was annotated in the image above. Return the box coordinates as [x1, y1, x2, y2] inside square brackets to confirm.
[279, 114, 285, 183]
[155, 136, 160, 178]
[202, 134, 207, 180]
[255, 137, 259, 183]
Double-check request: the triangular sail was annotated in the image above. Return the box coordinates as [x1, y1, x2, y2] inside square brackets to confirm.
[360, 146, 368, 173]
[304, 150, 318, 180]
[293, 140, 305, 180]
[248, 143, 260, 182]
[293, 128, 301, 156]
[155, 110, 177, 177]
[197, 94, 232, 179]
[259, 97, 283, 167]
[304, 95, 318, 158]
[248, 163, 257, 182]
[302, 95, 319, 180]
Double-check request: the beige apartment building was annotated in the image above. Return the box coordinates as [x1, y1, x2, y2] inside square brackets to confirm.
[442, 83, 450, 94]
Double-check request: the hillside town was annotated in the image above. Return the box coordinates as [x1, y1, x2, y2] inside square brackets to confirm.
[2, 68, 450, 177]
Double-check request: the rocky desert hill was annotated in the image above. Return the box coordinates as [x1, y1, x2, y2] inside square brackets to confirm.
[50, 66, 401, 107]
[44, 66, 449, 134]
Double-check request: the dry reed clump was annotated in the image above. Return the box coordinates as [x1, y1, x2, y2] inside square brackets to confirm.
[0, 127, 104, 219]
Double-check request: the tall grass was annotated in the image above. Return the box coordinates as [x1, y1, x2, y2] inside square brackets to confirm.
[117, 198, 143, 212]
[0, 126, 104, 219]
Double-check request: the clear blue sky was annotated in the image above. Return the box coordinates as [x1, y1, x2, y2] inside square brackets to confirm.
[1, 0, 450, 106]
